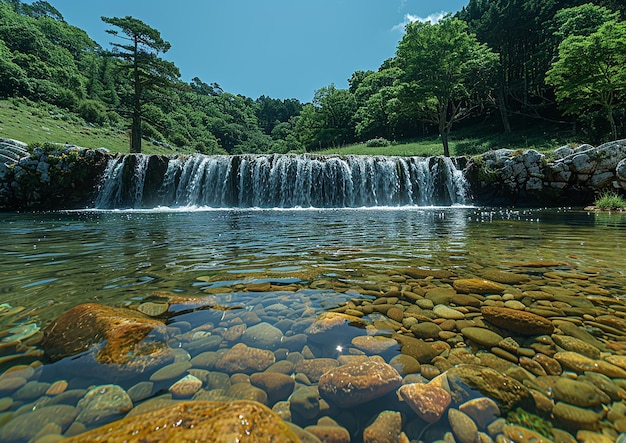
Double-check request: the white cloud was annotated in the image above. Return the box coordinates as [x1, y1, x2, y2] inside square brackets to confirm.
[392, 11, 447, 32]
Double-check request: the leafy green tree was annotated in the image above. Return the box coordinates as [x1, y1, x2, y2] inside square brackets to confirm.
[396, 16, 498, 156]
[101, 16, 180, 153]
[546, 17, 626, 140]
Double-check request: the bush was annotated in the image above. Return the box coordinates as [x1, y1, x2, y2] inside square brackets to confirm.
[365, 137, 391, 147]
[455, 141, 488, 155]
[77, 99, 108, 125]
[594, 191, 626, 210]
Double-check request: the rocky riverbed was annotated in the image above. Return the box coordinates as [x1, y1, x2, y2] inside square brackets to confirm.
[1, 258, 626, 442]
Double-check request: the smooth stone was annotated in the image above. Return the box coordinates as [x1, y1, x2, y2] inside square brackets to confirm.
[503, 300, 526, 310]
[295, 358, 339, 383]
[250, 372, 295, 404]
[183, 335, 223, 355]
[169, 374, 203, 398]
[552, 401, 601, 431]
[398, 382, 451, 423]
[305, 312, 366, 343]
[226, 383, 268, 405]
[552, 378, 609, 408]
[389, 354, 421, 375]
[481, 306, 554, 335]
[190, 351, 219, 369]
[363, 410, 401, 443]
[448, 408, 479, 443]
[555, 351, 626, 378]
[0, 405, 76, 442]
[241, 322, 283, 350]
[459, 397, 500, 430]
[76, 384, 133, 426]
[446, 365, 534, 413]
[66, 401, 299, 442]
[290, 386, 320, 420]
[453, 279, 505, 295]
[479, 270, 529, 285]
[552, 334, 601, 359]
[305, 417, 351, 443]
[13, 380, 50, 401]
[410, 322, 442, 339]
[45, 380, 68, 396]
[351, 336, 399, 354]
[556, 321, 608, 352]
[503, 424, 552, 443]
[461, 327, 504, 347]
[127, 381, 154, 403]
[137, 302, 169, 317]
[215, 343, 276, 374]
[319, 360, 402, 408]
[150, 360, 192, 382]
[434, 304, 466, 320]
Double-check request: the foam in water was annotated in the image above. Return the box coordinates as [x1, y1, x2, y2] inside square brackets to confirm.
[94, 154, 470, 209]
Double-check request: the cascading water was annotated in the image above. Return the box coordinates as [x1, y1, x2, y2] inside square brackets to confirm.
[94, 154, 470, 209]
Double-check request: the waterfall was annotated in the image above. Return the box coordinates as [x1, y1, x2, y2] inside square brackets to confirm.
[94, 154, 470, 209]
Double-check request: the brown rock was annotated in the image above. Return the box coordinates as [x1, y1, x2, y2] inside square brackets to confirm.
[66, 401, 299, 442]
[446, 364, 535, 413]
[481, 306, 554, 335]
[453, 278, 505, 295]
[295, 358, 339, 383]
[351, 336, 399, 354]
[215, 343, 275, 374]
[305, 312, 365, 343]
[397, 382, 450, 423]
[250, 372, 295, 404]
[319, 360, 402, 408]
[305, 417, 350, 443]
[363, 410, 402, 443]
[555, 351, 626, 378]
[448, 408, 478, 443]
[40, 303, 172, 379]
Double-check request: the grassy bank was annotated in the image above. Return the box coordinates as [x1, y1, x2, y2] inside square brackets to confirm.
[0, 99, 190, 155]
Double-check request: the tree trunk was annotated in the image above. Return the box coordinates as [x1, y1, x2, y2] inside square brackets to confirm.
[130, 37, 142, 154]
[607, 104, 618, 141]
[497, 87, 512, 134]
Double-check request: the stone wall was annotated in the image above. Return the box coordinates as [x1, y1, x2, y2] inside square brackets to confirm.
[1, 139, 625, 210]
[464, 139, 626, 206]
[0, 142, 109, 210]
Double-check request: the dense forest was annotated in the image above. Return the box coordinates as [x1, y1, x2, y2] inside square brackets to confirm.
[1, 0, 625, 155]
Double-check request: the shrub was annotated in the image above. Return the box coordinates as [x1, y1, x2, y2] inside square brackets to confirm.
[77, 99, 108, 125]
[594, 191, 626, 210]
[365, 137, 391, 148]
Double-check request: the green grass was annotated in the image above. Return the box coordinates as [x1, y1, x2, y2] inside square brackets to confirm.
[0, 98, 191, 155]
[594, 191, 626, 210]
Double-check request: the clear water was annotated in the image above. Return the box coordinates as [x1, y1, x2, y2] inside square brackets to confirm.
[1, 207, 626, 441]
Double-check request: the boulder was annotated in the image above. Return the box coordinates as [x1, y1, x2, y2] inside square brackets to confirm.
[65, 400, 299, 442]
[481, 306, 554, 335]
[41, 303, 173, 379]
[319, 360, 402, 408]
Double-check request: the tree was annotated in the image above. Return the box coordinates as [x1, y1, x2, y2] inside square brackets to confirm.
[546, 16, 626, 140]
[101, 16, 180, 153]
[396, 16, 498, 156]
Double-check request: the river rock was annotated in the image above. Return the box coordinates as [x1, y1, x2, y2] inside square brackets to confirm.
[448, 408, 479, 443]
[241, 322, 283, 350]
[552, 378, 609, 408]
[40, 303, 173, 379]
[169, 374, 203, 398]
[150, 360, 192, 382]
[305, 312, 365, 344]
[479, 270, 530, 285]
[481, 306, 554, 335]
[352, 335, 399, 354]
[66, 400, 300, 442]
[552, 401, 602, 431]
[250, 372, 295, 404]
[552, 334, 601, 359]
[305, 417, 351, 443]
[0, 404, 77, 442]
[389, 354, 421, 375]
[397, 382, 451, 423]
[76, 384, 133, 426]
[453, 278, 505, 294]
[446, 365, 534, 413]
[319, 360, 402, 408]
[433, 304, 465, 320]
[461, 327, 504, 347]
[363, 410, 402, 443]
[295, 358, 339, 383]
[503, 424, 553, 443]
[290, 386, 320, 420]
[459, 397, 500, 430]
[554, 351, 626, 378]
[215, 343, 275, 374]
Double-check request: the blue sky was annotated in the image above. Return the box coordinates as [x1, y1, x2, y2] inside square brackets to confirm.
[37, 0, 468, 102]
